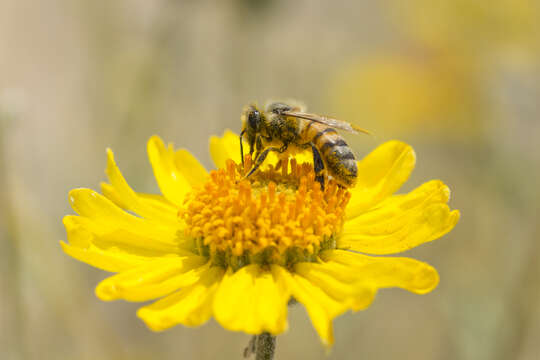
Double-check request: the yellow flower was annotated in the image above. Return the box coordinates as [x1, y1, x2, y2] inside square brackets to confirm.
[61, 130, 459, 346]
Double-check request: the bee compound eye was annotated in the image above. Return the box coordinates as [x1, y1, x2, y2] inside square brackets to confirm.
[248, 110, 260, 129]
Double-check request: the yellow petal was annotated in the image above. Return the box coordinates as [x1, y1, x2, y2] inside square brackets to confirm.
[104, 149, 178, 225]
[101, 182, 178, 224]
[213, 265, 289, 335]
[96, 256, 209, 302]
[347, 141, 416, 218]
[321, 250, 440, 294]
[295, 262, 376, 311]
[137, 266, 225, 331]
[272, 265, 348, 346]
[210, 130, 242, 169]
[347, 180, 450, 226]
[62, 215, 192, 272]
[340, 180, 460, 253]
[67, 189, 182, 250]
[174, 149, 208, 186]
[65, 215, 187, 256]
[61, 223, 149, 272]
[100, 182, 128, 210]
[147, 136, 191, 206]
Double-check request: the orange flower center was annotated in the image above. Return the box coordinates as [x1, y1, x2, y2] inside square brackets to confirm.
[180, 157, 350, 268]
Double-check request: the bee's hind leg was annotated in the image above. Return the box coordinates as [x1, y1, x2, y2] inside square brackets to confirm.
[311, 144, 325, 190]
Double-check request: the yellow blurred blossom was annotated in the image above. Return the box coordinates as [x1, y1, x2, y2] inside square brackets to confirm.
[388, 0, 539, 51]
[330, 54, 477, 136]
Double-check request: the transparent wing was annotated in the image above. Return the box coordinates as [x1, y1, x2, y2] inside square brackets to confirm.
[281, 111, 371, 135]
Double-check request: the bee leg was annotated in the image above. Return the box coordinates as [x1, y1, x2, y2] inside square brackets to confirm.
[245, 145, 289, 179]
[311, 144, 325, 190]
[246, 135, 264, 166]
[245, 147, 280, 178]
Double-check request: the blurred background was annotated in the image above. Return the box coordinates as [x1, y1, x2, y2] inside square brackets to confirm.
[1, 0, 539, 359]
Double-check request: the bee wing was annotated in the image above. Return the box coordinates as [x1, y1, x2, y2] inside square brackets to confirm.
[281, 111, 371, 135]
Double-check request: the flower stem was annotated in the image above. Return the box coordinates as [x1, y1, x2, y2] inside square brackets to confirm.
[255, 333, 276, 360]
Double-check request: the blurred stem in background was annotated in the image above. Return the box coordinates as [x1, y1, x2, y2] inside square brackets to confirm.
[495, 224, 540, 360]
[0, 113, 25, 359]
[85, 0, 183, 150]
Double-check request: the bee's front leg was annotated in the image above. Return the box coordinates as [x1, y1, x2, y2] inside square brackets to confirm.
[245, 145, 288, 179]
[247, 135, 265, 164]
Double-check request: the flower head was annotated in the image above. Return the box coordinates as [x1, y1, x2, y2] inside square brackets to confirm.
[61, 130, 459, 345]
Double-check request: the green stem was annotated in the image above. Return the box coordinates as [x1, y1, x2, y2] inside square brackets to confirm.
[255, 333, 276, 360]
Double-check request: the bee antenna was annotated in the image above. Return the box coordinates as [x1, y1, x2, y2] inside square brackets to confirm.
[239, 129, 246, 166]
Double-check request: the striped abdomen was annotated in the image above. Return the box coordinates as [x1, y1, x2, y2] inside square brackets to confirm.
[301, 121, 358, 187]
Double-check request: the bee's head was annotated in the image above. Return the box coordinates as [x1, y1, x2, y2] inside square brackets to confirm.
[241, 104, 262, 153]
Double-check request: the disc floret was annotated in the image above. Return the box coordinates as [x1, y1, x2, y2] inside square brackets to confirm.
[181, 157, 351, 269]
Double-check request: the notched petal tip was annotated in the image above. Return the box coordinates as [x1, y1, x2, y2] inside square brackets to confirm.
[437, 181, 451, 203]
[68, 188, 100, 213]
[385, 140, 416, 180]
[148, 134, 165, 147]
[67, 188, 85, 203]
[450, 209, 461, 225]
[62, 214, 76, 228]
[387, 139, 415, 154]
[137, 308, 199, 332]
[380, 140, 416, 167]
[147, 135, 169, 163]
[424, 203, 456, 229]
[62, 215, 92, 246]
[441, 182, 451, 202]
[95, 279, 118, 301]
[136, 308, 170, 332]
[59, 240, 71, 254]
[147, 134, 192, 206]
[105, 148, 116, 170]
[411, 264, 440, 295]
[147, 135, 167, 162]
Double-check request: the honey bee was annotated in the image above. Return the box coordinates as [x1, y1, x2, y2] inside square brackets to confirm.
[239, 100, 370, 188]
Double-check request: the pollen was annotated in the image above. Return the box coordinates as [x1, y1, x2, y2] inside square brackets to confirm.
[181, 157, 351, 268]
